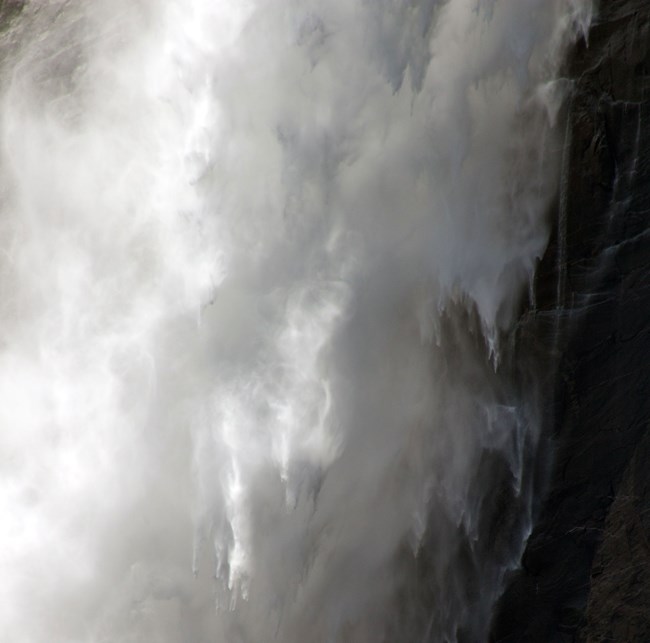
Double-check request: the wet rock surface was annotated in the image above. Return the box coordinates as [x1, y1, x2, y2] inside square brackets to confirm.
[0, 0, 23, 24]
[491, 1, 650, 641]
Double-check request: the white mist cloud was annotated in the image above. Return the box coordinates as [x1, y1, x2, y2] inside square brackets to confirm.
[0, 1, 591, 641]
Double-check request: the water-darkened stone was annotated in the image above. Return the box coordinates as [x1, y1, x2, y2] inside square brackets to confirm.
[491, 2, 650, 641]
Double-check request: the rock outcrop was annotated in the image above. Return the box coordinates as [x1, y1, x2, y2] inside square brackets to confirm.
[491, 1, 650, 641]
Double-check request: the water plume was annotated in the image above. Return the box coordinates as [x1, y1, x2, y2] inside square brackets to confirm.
[0, 1, 591, 641]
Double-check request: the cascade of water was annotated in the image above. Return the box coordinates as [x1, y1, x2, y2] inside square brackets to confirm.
[0, 1, 591, 641]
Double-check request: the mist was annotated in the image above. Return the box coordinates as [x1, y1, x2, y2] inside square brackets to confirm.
[0, 1, 591, 641]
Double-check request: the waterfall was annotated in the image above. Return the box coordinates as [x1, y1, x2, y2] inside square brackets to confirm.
[0, 1, 591, 641]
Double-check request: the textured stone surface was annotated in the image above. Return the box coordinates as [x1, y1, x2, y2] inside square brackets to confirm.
[579, 432, 650, 642]
[0, 0, 23, 24]
[490, 1, 650, 641]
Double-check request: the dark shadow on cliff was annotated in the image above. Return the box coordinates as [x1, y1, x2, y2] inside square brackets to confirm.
[490, 1, 650, 641]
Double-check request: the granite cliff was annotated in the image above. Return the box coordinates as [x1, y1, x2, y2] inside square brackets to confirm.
[1, 1, 647, 640]
[491, 1, 650, 641]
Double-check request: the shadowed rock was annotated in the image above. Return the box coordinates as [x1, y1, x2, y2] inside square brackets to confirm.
[490, 1, 650, 641]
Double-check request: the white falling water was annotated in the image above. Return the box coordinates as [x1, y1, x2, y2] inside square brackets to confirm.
[0, 1, 591, 641]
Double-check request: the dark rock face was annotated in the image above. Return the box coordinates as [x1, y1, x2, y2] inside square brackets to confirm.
[490, 2, 650, 641]
[0, 0, 23, 25]
[581, 432, 650, 642]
